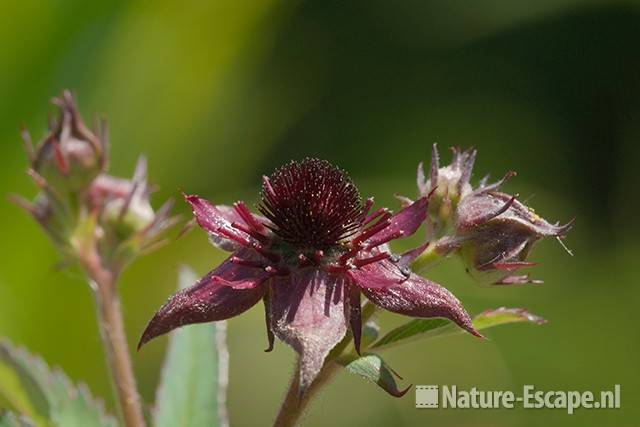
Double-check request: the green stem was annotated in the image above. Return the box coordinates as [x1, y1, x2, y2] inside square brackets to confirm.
[411, 241, 448, 272]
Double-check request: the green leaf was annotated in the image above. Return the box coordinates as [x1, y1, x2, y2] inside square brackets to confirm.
[337, 353, 410, 397]
[372, 307, 546, 350]
[153, 266, 229, 427]
[0, 341, 117, 427]
[371, 318, 451, 350]
[0, 345, 49, 426]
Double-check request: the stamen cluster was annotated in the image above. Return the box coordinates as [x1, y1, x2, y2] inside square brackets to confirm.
[259, 159, 364, 249]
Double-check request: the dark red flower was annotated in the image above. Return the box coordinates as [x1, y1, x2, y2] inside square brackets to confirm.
[139, 159, 479, 392]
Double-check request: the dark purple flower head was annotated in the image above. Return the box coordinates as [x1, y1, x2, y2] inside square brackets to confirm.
[415, 145, 574, 285]
[259, 159, 364, 249]
[139, 158, 480, 393]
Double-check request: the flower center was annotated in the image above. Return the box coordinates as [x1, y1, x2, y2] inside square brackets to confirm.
[259, 158, 364, 249]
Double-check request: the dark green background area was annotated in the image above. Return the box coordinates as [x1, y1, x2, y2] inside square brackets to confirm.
[1, 1, 638, 426]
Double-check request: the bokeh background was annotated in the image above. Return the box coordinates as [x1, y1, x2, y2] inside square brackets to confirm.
[1, 1, 639, 426]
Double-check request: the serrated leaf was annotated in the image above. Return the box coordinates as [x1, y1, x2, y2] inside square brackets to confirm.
[0, 341, 117, 427]
[372, 307, 546, 350]
[337, 353, 410, 397]
[0, 412, 35, 427]
[0, 345, 49, 426]
[153, 266, 229, 427]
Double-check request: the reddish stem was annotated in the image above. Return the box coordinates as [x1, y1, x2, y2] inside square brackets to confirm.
[80, 251, 146, 427]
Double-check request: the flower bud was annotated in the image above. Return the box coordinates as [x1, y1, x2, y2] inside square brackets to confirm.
[413, 145, 574, 285]
[29, 91, 105, 193]
[86, 157, 175, 265]
[90, 178, 154, 237]
[455, 189, 573, 285]
[417, 144, 476, 237]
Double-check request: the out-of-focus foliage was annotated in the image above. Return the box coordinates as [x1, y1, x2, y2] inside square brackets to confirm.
[0, 341, 116, 427]
[371, 307, 546, 350]
[153, 267, 228, 427]
[1, 1, 639, 426]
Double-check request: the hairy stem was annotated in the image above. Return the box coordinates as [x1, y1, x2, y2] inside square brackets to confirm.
[273, 303, 378, 426]
[273, 359, 340, 427]
[81, 252, 146, 427]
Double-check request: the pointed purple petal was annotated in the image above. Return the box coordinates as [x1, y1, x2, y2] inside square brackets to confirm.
[361, 273, 481, 337]
[208, 249, 271, 289]
[185, 194, 267, 251]
[269, 269, 348, 394]
[348, 258, 408, 289]
[366, 197, 428, 247]
[139, 269, 267, 348]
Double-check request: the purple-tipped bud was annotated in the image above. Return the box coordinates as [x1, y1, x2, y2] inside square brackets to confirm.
[89, 159, 154, 234]
[87, 157, 176, 263]
[29, 90, 105, 193]
[455, 190, 574, 285]
[414, 146, 574, 285]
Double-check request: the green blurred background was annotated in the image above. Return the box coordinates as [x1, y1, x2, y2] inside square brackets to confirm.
[1, 1, 639, 426]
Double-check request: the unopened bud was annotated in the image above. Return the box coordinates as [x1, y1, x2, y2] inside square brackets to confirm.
[86, 157, 175, 266]
[417, 144, 476, 237]
[455, 190, 574, 285]
[88, 158, 155, 241]
[413, 145, 574, 285]
[29, 90, 105, 192]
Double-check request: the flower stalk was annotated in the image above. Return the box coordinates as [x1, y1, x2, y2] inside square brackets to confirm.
[274, 359, 340, 427]
[81, 249, 146, 427]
